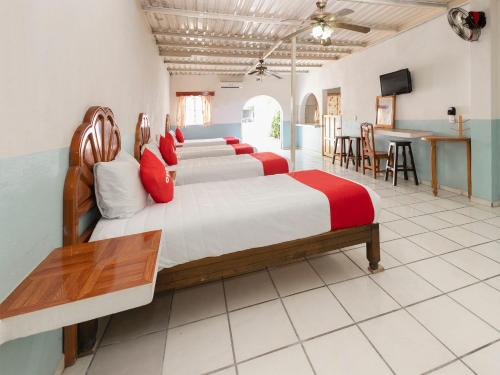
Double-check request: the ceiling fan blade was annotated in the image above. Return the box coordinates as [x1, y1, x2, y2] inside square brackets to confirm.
[281, 24, 313, 41]
[330, 22, 370, 34]
[333, 8, 354, 18]
[266, 71, 283, 79]
[248, 70, 258, 75]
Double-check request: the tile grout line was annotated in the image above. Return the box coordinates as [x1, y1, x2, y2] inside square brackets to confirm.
[369, 268, 500, 373]
[304, 257, 398, 375]
[85, 315, 113, 374]
[221, 279, 240, 375]
[160, 291, 175, 375]
[265, 268, 318, 375]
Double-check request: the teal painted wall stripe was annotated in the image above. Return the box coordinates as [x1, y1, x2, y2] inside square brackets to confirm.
[0, 134, 134, 375]
[339, 119, 496, 202]
[493, 120, 500, 202]
[172, 123, 241, 140]
[0, 330, 61, 375]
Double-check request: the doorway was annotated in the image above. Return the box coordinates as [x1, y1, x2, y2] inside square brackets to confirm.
[241, 95, 283, 153]
[322, 88, 342, 158]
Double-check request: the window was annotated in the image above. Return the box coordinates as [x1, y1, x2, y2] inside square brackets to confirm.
[184, 96, 203, 126]
[242, 107, 255, 123]
[176, 92, 213, 128]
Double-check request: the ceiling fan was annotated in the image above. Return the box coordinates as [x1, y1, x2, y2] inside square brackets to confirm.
[248, 59, 282, 79]
[281, 0, 370, 46]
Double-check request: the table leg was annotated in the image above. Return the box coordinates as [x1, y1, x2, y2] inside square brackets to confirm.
[430, 141, 438, 196]
[466, 139, 472, 198]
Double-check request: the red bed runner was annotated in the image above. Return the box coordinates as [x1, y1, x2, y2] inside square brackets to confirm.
[231, 143, 254, 155]
[224, 137, 240, 145]
[251, 152, 289, 176]
[289, 170, 375, 230]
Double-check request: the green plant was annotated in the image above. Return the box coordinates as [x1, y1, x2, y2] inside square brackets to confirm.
[270, 111, 281, 139]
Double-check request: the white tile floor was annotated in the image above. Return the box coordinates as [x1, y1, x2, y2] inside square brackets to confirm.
[66, 153, 500, 375]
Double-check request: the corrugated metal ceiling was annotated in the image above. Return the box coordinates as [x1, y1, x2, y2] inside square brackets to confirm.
[140, 0, 461, 75]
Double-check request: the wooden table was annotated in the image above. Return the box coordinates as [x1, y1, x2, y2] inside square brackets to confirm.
[375, 128, 433, 139]
[420, 136, 472, 198]
[0, 231, 161, 351]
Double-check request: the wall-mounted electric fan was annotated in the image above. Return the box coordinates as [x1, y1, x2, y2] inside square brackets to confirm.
[448, 7, 486, 42]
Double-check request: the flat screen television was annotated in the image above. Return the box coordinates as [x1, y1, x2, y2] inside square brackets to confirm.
[380, 68, 412, 96]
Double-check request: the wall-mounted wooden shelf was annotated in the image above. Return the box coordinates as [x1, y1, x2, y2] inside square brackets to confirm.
[0, 230, 161, 346]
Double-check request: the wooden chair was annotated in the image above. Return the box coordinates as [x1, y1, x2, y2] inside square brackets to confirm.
[360, 123, 389, 179]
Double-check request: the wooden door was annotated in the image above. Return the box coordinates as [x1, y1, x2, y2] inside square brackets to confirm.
[323, 94, 341, 157]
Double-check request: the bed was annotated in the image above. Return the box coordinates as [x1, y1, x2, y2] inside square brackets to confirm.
[162, 112, 255, 158]
[63, 106, 382, 365]
[163, 112, 240, 148]
[135, 113, 289, 185]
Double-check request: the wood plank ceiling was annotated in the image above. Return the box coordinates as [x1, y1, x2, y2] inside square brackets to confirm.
[140, 0, 464, 76]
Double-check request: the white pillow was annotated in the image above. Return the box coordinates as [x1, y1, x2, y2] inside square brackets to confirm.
[115, 150, 139, 165]
[142, 143, 166, 166]
[94, 158, 148, 219]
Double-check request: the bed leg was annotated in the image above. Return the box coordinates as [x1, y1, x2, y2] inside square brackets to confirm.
[64, 325, 77, 367]
[366, 223, 383, 273]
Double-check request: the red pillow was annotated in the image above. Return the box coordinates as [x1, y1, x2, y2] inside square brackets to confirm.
[175, 128, 185, 143]
[166, 132, 176, 150]
[140, 149, 174, 203]
[159, 135, 178, 166]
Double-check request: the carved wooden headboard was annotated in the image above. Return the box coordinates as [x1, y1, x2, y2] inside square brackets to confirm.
[165, 113, 171, 133]
[63, 106, 121, 246]
[134, 113, 151, 161]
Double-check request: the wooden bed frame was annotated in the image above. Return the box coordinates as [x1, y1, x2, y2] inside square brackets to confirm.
[63, 107, 381, 366]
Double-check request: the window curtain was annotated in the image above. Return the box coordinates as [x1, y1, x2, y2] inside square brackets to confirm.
[176, 96, 186, 128]
[201, 95, 212, 127]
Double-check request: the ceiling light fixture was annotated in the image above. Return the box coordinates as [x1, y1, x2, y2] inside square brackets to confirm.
[311, 22, 333, 40]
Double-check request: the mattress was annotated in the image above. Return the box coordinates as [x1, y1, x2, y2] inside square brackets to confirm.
[90, 173, 380, 269]
[167, 153, 289, 185]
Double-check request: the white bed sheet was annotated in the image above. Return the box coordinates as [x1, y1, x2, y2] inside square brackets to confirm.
[181, 138, 227, 148]
[177, 144, 256, 160]
[168, 154, 266, 185]
[90, 174, 380, 269]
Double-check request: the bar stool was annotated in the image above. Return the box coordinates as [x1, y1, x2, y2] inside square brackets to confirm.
[346, 136, 362, 172]
[385, 141, 419, 186]
[332, 136, 350, 167]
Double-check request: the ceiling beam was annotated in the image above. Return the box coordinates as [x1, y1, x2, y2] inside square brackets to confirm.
[157, 42, 352, 54]
[164, 60, 323, 68]
[160, 50, 339, 61]
[154, 30, 367, 47]
[143, 6, 301, 26]
[167, 68, 310, 74]
[143, 7, 398, 32]
[338, 0, 448, 7]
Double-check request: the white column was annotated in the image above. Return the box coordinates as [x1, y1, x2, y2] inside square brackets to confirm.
[290, 36, 297, 170]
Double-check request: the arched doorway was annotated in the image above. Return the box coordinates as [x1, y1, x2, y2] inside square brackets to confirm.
[241, 95, 283, 153]
[301, 93, 320, 124]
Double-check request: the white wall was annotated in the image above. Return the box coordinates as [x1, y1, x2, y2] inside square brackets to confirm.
[0, 0, 170, 157]
[296, 12, 471, 123]
[170, 74, 291, 124]
[0, 1, 170, 374]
